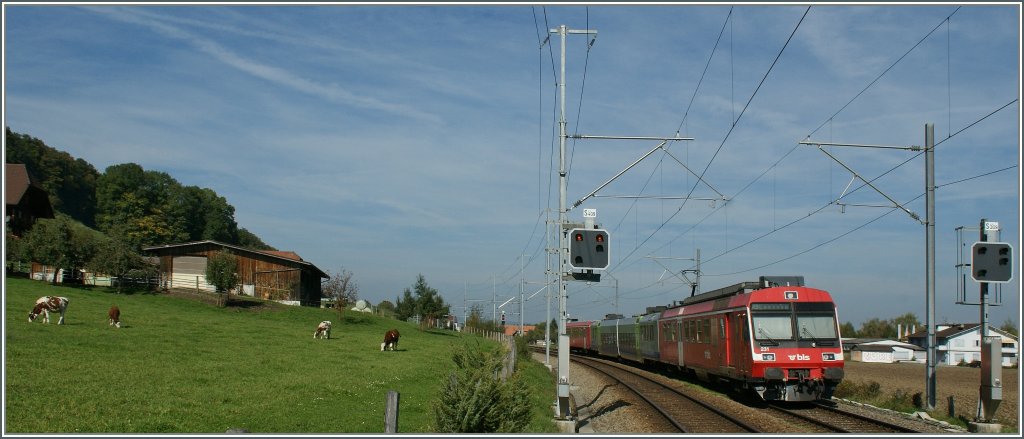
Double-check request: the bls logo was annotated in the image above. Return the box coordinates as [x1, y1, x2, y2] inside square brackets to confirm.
[788, 354, 811, 361]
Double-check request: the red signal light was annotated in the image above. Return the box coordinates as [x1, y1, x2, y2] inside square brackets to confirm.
[595, 234, 604, 243]
[575, 233, 583, 241]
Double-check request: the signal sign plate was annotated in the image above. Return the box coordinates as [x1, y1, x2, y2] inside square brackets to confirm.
[971, 242, 1013, 284]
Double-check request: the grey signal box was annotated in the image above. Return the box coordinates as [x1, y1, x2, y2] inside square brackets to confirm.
[972, 242, 1013, 283]
[569, 228, 609, 270]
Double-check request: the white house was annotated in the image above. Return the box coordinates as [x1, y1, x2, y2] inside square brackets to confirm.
[844, 338, 925, 363]
[908, 323, 1019, 367]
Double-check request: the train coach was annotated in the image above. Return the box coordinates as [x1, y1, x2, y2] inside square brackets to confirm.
[566, 320, 598, 353]
[659, 276, 844, 402]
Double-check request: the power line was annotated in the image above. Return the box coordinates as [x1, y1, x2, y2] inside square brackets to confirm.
[566, 6, 595, 189]
[614, 6, 811, 269]
[611, 98, 1017, 302]
[804, 6, 962, 140]
[708, 164, 1017, 277]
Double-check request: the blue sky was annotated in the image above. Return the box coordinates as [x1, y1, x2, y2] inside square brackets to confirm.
[3, 3, 1020, 331]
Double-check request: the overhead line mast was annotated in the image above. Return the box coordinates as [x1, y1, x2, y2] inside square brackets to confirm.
[547, 23, 695, 424]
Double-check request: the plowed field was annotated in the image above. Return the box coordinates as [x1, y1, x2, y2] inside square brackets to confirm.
[843, 361, 1019, 429]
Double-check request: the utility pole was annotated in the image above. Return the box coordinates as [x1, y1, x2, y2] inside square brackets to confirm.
[520, 255, 526, 336]
[551, 24, 597, 421]
[547, 23, 694, 422]
[800, 122, 937, 410]
[545, 209, 554, 366]
[924, 123, 937, 411]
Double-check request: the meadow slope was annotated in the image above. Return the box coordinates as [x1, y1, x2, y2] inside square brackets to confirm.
[4, 278, 554, 433]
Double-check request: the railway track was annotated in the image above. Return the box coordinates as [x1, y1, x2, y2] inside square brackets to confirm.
[763, 401, 922, 433]
[531, 346, 927, 433]
[570, 355, 761, 433]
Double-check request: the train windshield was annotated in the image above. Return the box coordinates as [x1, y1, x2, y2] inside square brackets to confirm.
[751, 302, 839, 345]
[750, 303, 793, 344]
[795, 302, 839, 341]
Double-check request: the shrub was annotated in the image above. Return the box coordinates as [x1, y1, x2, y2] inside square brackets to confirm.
[833, 380, 882, 400]
[432, 341, 532, 432]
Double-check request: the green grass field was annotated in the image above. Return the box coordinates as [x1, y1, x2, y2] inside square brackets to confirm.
[4, 277, 558, 433]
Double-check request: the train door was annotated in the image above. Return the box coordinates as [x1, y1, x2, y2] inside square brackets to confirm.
[721, 316, 730, 367]
[709, 317, 720, 367]
[730, 312, 751, 377]
[676, 319, 684, 367]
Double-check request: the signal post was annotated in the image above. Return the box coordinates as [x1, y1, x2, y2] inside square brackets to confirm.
[547, 24, 692, 428]
[968, 219, 1013, 432]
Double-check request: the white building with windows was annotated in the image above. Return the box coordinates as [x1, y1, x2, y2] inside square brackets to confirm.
[907, 323, 1019, 367]
[843, 339, 925, 363]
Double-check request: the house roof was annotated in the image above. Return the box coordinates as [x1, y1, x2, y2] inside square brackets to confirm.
[6, 164, 33, 205]
[503, 325, 537, 336]
[4, 164, 54, 217]
[853, 344, 900, 353]
[907, 323, 1018, 341]
[261, 250, 303, 261]
[142, 240, 329, 279]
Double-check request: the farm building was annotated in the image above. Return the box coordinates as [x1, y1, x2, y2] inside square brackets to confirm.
[843, 339, 925, 363]
[907, 323, 1019, 367]
[5, 163, 54, 236]
[143, 240, 329, 307]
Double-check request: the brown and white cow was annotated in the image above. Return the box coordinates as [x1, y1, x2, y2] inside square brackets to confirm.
[381, 329, 400, 351]
[108, 305, 121, 328]
[313, 320, 332, 339]
[29, 296, 69, 325]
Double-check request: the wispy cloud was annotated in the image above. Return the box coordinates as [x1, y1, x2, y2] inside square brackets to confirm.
[87, 7, 442, 124]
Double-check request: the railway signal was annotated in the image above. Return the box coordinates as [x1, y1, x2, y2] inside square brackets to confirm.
[971, 242, 1013, 283]
[568, 228, 609, 270]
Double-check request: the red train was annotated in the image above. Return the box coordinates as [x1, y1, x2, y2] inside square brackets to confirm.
[567, 276, 844, 402]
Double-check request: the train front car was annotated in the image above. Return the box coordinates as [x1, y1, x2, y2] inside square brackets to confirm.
[675, 276, 844, 402]
[745, 279, 844, 401]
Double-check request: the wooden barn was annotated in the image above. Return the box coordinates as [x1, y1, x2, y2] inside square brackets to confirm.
[5, 163, 55, 236]
[143, 240, 329, 307]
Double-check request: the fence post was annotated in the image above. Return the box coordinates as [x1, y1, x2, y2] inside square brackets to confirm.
[384, 390, 400, 433]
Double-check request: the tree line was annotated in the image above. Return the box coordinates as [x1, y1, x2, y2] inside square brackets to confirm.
[5, 127, 272, 250]
[5, 127, 278, 282]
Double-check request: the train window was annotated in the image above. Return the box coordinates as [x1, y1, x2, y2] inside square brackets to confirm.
[752, 315, 793, 343]
[751, 303, 791, 312]
[796, 315, 838, 340]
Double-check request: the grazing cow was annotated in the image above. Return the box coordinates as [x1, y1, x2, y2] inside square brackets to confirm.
[381, 329, 400, 351]
[29, 296, 69, 325]
[313, 320, 332, 339]
[108, 305, 121, 328]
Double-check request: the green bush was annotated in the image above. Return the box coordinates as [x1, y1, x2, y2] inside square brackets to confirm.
[833, 380, 883, 400]
[432, 341, 532, 432]
[878, 388, 916, 412]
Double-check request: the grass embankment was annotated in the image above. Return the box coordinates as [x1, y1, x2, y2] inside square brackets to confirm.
[4, 278, 557, 433]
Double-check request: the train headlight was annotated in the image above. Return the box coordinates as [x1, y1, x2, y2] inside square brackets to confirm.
[822, 352, 837, 361]
[761, 353, 776, 361]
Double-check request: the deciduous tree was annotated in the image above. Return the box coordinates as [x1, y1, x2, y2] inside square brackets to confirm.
[323, 267, 359, 322]
[20, 216, 92, 284]
[206, 251, 239, 298]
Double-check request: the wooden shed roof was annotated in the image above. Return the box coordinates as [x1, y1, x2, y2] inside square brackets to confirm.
[4, 163, 54, 217]
[142, 240, 329, 279]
